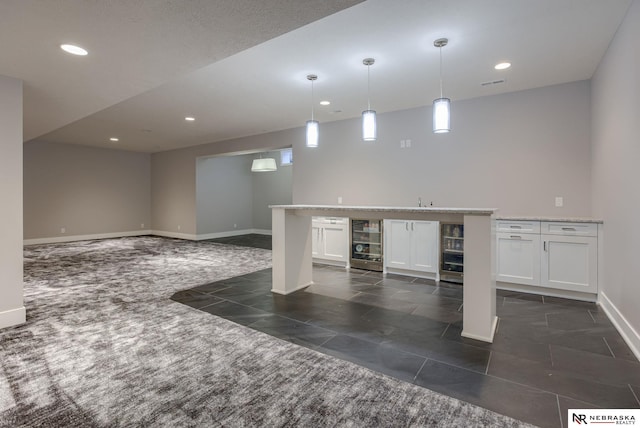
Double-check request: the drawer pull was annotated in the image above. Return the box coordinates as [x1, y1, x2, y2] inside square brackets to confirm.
[510, 225, 522, 229]
[562, 227, 576, 231]
[510, 235, 522, 239]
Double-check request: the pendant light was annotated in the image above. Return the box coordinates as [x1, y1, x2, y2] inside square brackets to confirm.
[433, 38, 451, 133]
[306, 74, 319, 147]
[251, 154, 277, 172]
[362, 58, 377, 141]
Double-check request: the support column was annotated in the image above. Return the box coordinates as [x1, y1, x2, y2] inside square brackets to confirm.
[271, 208, 313, 294]
[462, 214, 497, 342]
[0, 75, 25, 330]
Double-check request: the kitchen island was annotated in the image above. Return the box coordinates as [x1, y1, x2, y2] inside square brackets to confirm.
[270, 205, 498, 343]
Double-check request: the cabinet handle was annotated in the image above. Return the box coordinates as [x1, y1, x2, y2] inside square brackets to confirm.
[510, 225, 522, 229]
[411, 222, 414, 231]
[543, 241, 546, 251]
[510, 235, 522, 239]
[406, 222, 409, 231]
[562, 227, 576, 231]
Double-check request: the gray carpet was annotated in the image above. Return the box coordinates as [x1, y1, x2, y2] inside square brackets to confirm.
[0, 236, 534, 427]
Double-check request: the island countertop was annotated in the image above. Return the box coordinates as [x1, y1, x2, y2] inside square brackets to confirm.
[270, 204, 497, 216]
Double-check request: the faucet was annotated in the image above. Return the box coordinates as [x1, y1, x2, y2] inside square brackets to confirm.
[418, 197, 422, 207]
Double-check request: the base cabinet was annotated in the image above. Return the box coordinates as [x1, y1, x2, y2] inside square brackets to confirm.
[312, 217, 349, 265]
[496, 220, 598, 294]
[541, 234, 597, 293]
[384, 220, 439, 275]
[496, 232, 541, 286]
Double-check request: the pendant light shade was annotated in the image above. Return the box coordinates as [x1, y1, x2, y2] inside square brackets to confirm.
[433, 97, 451, 133]
[362, 110, 377, 141]
[251, 157, 277, 172]
[306, 119, 319, 148]
[306, 74, 319, 147]
[362, 58, 377, 141]
[433, 38, 451, 133]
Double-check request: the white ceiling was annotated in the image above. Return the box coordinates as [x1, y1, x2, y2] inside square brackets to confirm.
[3, 0, 632, 153]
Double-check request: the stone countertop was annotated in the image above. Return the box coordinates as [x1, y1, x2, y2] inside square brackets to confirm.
[270, 204, 497, 215]
[496, 216, 603, 224]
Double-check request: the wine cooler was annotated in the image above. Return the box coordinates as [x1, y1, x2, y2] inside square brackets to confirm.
[440, 223, 464, 283]
[350, 219, 383, 271]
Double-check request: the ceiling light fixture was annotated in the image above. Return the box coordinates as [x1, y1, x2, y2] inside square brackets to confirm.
[185, 116, 195, 121]
[320, 100, 331, 106]
[433, 38, 451, 134]
[362, 58, 377, 141]
[109, 137, 119, 142]
[495, 62, 511, 70]
[251, 156, 277, 172]
[60, 44, 88, 56]
[306, 74, 319, 148]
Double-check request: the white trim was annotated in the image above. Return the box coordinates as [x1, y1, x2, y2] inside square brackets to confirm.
[462, 316, 498, 343]
[23, 229, 273, 245]
[150, 230, 198, 240]
[384, 267, 439, 281]
[598, 291, 640, 361]
[194, 229, 272, 241]
[496, 281, 597, 302]
[24, 230, 153, 246]
[0, 306, 26, 330]
[271, 281, 312, 295]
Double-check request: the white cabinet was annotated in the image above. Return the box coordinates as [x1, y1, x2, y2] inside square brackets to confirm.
[496, 232, 541, 286]
[540, 222, 598, 293]
[496, 220, 598, 295]
[312, 217, 349, 265]
[384, 220, 439, 276]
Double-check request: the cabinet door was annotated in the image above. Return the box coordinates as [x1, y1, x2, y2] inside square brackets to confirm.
[496, 232, 541, 286]
[541, 234, 597, 293]
[323, 225, 348, 262]
[411, 221, 439, 273]
[311, 224, 321, 258]
[385, 220, 411, 269]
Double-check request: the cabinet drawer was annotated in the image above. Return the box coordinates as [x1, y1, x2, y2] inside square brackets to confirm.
[542, 222, 597, 237]
[496, 221, 540, 234]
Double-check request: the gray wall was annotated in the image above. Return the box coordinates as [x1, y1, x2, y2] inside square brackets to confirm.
[151, 129, 298, 235]
[151, 81, 592, 237]
[24, 141, 151, 240]
[292, 80, 592, 217]
[591, 1, 640, 341]
[195, 151, 293, 235]
[196, 155, 253, 235]
[0, 75, 24, 328]
[252, 151, 293, 230]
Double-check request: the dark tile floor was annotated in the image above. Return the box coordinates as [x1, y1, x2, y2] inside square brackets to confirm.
[174, 235, 640, 428]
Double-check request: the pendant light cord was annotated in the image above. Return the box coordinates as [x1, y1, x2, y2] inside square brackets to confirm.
[310, 79, 315, 121]
[367, 64, 371, 110]
[439, 46, 443, 99]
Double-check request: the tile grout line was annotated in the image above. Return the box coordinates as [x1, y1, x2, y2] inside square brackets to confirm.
[413, 358, 429, 382]
[485, 351, 493, 375]
[629, 384, 640, 406]
[440, 323, 451, 338]
[556, 394, 564, 428]
[587, 309, 597, 323]
[602, 336, 616, 358]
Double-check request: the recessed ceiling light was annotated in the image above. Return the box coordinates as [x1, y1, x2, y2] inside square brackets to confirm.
[60, 44, 88, 56]
[494, 62, 511, 70]
[320, 100, 331, 106]
[109, 137, 119, 142]
[185, 117, 195, 121]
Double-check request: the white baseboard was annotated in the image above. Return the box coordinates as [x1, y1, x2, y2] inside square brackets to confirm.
[496, 281, 597, 302]
[24, 230, 153, 246]
[598, 291, 640, 361]
[24, 229, 273, 245]
[195, 229, 272, 241]
[0, 306, 26, 330]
